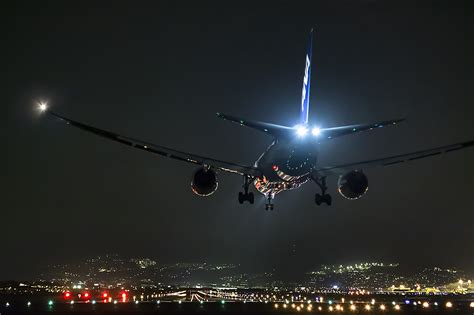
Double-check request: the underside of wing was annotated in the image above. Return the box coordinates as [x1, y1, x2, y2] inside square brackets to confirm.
[45, 110, 262, 178]
[315, 140, 474, 176]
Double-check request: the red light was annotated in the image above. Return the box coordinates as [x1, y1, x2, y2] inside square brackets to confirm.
[64, 292, 71, 299]
[272, 165, 279, 171]
[102, 293, 108, 298]
[84, 292, 90, 298]
[121, 292, 127, 302]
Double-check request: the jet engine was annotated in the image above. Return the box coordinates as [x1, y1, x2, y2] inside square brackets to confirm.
[337, 170, 368, 200]
[191, 167, 218, 196]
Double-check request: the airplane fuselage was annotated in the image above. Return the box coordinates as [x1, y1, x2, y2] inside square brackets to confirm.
[253, 138, 318, 196]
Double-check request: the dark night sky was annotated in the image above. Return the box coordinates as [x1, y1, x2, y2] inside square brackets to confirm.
[2, 1, 474, 280]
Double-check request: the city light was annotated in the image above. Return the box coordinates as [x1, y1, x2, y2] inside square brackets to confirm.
[470, 302, 474, 308]
[394, 305, 400, 311]
[422, 302, 429, 308]
[70, 300, 74, 305]
[48, 300, 53, 306]
[328, 306, 333, 312]
[379, 304, 386, 310]
[5, 302, 10, 307]
[296, 306, 301, 311]
[350, 304, 356, 311]
[92, 300, 96, 305]
[27, 301, 31, 307]
[274, 303, 279, 309]
[364, 304, 371, 310]
[445, 301, 453, 308]
[318, 306, 322, 311]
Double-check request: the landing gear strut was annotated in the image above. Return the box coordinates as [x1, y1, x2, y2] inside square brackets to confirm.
[312, 175, 332, 206]
[265, 193, 274, 211]
[238, 176, 254, 204]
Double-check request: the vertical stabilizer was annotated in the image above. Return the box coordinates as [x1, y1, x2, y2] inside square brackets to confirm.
[300, 29, 313, 124]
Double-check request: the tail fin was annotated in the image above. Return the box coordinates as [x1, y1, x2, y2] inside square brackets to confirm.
[300, 29, 313, 124]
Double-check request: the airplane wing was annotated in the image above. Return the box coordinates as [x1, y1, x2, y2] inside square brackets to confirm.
[315, 140, 474, 176]
[45, 110, 262, 178]
[319, 118, 405, 140]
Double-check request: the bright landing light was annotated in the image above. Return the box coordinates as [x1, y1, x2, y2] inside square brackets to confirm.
[295, 125, 308, 137]
[39, 102, 48, 112]
[311, 127, 321, 136]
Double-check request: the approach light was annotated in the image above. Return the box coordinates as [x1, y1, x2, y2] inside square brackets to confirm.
[312, 127, 321, 136]
[295, 125, 309, 137]
[39, 102, 48, 112]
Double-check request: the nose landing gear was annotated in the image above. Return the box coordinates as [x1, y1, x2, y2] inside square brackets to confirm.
[265, 193, 274, 211]
[238, 176, 255, 204]
[311, 175, 332, 206]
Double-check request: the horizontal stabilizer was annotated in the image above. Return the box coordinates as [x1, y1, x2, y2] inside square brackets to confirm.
[216, 113, 293, 137]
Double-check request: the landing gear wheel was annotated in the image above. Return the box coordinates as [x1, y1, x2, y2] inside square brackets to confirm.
[315, 193, 322, 205]
[265, 203, 274, 211]
[315, 193, 332, 205]
[238, 176, 255, 204]
[324, 194, 332, 206]
[248, 192, 254, 204]
[265, 193, 274, 210]
[312, 175, 332, 206]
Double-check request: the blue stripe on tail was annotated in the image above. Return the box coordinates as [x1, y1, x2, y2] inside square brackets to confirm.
[300, 29, 313, 124]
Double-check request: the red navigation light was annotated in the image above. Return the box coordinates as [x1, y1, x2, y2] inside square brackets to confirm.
[64, 292, 71, 299]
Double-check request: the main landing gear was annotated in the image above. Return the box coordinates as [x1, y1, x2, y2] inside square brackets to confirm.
[238, 176, 254, 204]
[312, 175, 332, 206]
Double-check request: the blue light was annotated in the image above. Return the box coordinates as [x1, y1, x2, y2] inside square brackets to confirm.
[405, 300, 410, 304]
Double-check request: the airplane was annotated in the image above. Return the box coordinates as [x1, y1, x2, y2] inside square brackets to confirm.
[38, 29, 473, 210]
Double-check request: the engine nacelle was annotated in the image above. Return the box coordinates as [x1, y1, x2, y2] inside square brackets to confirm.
[191, 167, 218, 196]
[337, 170, 368, 200]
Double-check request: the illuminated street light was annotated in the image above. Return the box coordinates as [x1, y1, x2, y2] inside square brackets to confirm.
[394, 305, 400, 310]
[379, 304, 386, 310]
[350, 304, 356, 311]
[364, 304, 371, 311]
